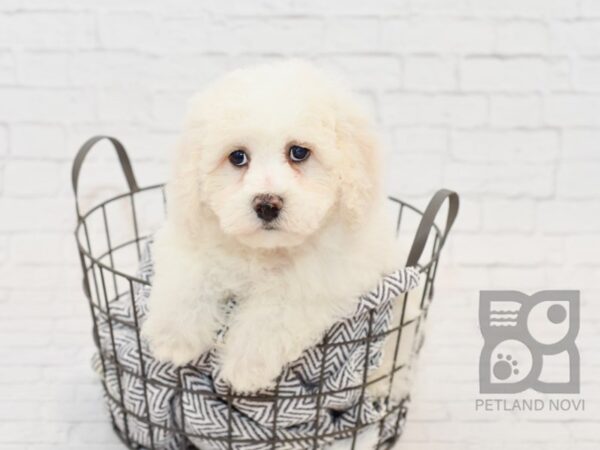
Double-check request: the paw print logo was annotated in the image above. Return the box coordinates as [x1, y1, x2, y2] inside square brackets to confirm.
[479, 291, 579, 394]
[493, 354, 518, 380]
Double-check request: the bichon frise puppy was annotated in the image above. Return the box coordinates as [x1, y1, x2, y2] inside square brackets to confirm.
[142, 60, 416, 396]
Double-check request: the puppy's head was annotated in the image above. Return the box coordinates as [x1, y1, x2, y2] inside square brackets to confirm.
[170, 60, 381, 249]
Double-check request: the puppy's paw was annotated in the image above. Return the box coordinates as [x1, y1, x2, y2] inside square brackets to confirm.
[219, 351, 280, 393]
[219, 332, 286, 392]
[141, 315, 212, 366]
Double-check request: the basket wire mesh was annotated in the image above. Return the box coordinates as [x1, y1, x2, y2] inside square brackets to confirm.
[72, 136, 458, 450]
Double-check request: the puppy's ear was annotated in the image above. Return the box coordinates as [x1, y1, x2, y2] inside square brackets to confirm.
[165, 135, 198, 231]
[335, 102, 382, 226]
[165, 90, 212, 233]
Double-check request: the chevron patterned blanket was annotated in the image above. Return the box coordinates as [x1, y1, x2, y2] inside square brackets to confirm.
[93, 241, 421, 449]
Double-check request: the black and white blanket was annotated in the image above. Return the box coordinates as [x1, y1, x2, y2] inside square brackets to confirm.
[93, 241, 421, 449]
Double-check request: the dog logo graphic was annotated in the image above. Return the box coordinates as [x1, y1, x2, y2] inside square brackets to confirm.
[479, 290, 580, 394]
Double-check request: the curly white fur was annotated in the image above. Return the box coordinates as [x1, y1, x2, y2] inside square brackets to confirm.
[142, 60, 421, 407]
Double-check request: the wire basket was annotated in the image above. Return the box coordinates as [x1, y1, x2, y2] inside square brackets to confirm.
[73, 136, 459, 450]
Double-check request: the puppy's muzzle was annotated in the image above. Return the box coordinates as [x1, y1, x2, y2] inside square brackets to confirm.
[253, 194, 283, 223]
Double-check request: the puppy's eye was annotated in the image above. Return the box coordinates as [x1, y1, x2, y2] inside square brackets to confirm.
[228, 150, 249, 167]
[289, 145, 311, 163]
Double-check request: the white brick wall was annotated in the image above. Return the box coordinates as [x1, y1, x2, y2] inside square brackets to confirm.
[0, 1, 598, 449]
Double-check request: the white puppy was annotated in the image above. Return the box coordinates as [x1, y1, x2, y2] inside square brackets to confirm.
[142, 60, 416, 398]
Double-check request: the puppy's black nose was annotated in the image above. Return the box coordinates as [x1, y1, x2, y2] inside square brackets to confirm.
[253, 194, 283, 223]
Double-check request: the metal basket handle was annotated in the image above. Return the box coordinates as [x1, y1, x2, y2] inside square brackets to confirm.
[406, 189, 459, 268]
[72, 136, 140, 218]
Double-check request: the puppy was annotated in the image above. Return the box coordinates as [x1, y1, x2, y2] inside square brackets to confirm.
[142, 60, 417, 397]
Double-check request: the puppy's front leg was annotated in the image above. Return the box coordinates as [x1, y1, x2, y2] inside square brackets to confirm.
[219, 285, 344, 392]
[219, 298, 296, 392]
[142, 227, 223, 366]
